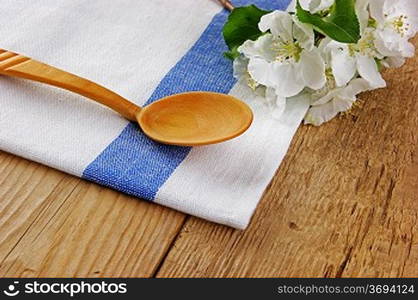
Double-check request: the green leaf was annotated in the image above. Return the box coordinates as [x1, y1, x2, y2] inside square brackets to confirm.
[224, 46, 240, 60]
[375, 58, 383, 72]
[296, 0, 360, 44]
[223, 5, 271, 60]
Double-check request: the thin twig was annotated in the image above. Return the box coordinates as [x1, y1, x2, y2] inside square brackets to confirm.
[218, 0, 234, 11]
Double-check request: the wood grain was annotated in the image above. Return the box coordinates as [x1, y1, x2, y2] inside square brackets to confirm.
[155, 38, 418, 278]
[0, 153, 80, 268]
[0, 152, 186, 277]
[0, 39, 417, 278]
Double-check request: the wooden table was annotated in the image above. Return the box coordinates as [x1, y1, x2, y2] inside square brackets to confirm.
[1, 38, 417, 278]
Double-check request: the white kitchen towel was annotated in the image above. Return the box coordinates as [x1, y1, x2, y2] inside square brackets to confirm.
[0, 0, 308, 229]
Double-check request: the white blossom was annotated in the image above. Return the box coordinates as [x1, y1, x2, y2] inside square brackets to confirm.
[231, 0, 417, 126]
[320, 32, 386, 89]
[304, 78, 373, 126]
[238, 11, 326, 98]
[370, 0, 418, 65]
[233, 57, 287, 118]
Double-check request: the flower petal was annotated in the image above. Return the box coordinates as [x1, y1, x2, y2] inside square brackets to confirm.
[233, 56, 248, 79]
[247, 57, 275, 86]
[330, 45, 356, 87]
[299, 49, 326, 90]
[311, 87, 341, 106]
[356, 55, 386, 88]
[356, 0, 370, 32]
[266, 87, 286, 119]
[248, 56, 306, 98]
[286, 0, 335, 14]
[374, 28, 415, 58]
[286, 0, 297, 12]
[309, 0, 334, 14]
[291, 0, 334, 14]
[370, 0, 386, 24]
[299, 0, 313, 11]
[292, 16, 315, 50]
[318, 37, 333, 63]
[238, 34, 276, 61]
[304, 96, 354, 126]
[373, 29, 398, 56]
[259, 11, 293, 43]
[393, 0, 418, 37]
[259, 62, 305, 98]
[401, 41, 416, 58]
[305, 78, 373, 126]
[383, 56, 406, 68]
[340, 78, 373, 99]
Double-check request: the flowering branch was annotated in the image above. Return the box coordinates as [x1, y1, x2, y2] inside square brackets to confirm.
[222, 0, 418, 126]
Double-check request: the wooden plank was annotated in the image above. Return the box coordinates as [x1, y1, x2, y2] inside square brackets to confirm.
[0, 152, 80, 265]
[0, 152, 186, 277]
[156, 38, 418, 278]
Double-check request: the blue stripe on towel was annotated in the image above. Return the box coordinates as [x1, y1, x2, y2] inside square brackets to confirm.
[82, 0, 290, 200]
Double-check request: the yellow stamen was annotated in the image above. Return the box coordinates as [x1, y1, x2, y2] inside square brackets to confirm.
[348, 31, 378, 58]
[390, 15, 410, 37]
[272, 40, 303, 63]
[245, 71, 258, 90]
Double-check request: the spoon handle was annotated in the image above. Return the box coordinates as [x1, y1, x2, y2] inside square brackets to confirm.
[218, 0, 234, 11]
[0, 49, 140, 121]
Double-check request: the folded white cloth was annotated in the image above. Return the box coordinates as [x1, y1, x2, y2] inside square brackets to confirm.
[0, 0, 308, 229]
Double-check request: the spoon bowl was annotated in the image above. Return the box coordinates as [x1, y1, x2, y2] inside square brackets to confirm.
[0, 48, 253, 146]
[138, 92, 253, 146]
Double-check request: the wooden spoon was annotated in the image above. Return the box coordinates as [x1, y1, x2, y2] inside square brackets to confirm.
[0, 49, 253, 146]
